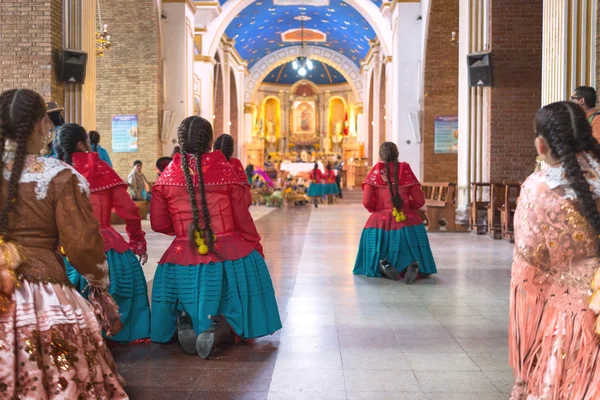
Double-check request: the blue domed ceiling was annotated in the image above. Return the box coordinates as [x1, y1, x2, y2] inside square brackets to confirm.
[263, 60, 347, 85]
[223, 0, 379, 68]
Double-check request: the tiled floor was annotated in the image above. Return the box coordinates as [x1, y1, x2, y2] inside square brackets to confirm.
[113, 196, 515, 400]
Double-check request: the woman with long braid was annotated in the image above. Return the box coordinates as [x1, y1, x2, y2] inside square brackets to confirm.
[353, 142, 437, 284]
[54, 123, 151, 344]
[509, 102, 600, 398]
[0, 89, 125, 397]
[307, 162, 324, 208]
[150, 116, 281, 358]
[213, 133, 252, 206]
[88, 130, 113, 167]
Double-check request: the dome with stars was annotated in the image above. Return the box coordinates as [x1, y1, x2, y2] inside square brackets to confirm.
[263, 60, 347, 85]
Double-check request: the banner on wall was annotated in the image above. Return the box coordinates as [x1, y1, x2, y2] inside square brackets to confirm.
[112, 115, 139, 153]
[434, 116, 458, 154]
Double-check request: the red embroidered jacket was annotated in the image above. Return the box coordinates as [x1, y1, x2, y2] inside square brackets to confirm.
[71, 152, 146, 255]
[324, 170, 336, 184]
[362, 162, 425, 230]
[309, 169, 324, 183]
[151, 151, 264, 265]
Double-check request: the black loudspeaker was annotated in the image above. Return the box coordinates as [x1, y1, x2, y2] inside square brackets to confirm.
[60, 49, 88, 84]
[467, 52, 492, 87]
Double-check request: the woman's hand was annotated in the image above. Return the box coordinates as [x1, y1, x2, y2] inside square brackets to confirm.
[138, 253, 148, 266]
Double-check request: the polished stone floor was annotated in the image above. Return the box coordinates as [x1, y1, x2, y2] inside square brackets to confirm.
[113, 194, 514, 400]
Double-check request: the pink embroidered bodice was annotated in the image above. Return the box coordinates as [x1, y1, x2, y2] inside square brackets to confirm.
[513, 153, 600, 317]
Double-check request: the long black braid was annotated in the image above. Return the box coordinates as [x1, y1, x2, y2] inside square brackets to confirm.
[53, 123, 88, 166]
[535, 101, 600, 254]
[89, 130, 100, 153]
[380, 141, 404, 211]
[213, 134, 234, 160]
[177, 116, 215, 251]
[0, 89, 47, 238]
[313, 163, 319, 180]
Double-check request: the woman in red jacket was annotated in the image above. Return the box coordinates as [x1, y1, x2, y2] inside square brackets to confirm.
[353, 142, 437, 284]
[307, 163, 324, 208]
[150, 116, 281, 358]
[54, 123, 151, 342]
[213, 133, 251, 207]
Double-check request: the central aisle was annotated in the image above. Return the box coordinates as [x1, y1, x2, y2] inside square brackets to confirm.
[113, 203, 514, 400]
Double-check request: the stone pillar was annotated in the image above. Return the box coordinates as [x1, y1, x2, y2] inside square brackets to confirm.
[390, 2, 422, 179]
[371, 60, 382, 164]
[279, 91, 286, 154]
[163, 0, 196, 153]
[194, 58, 215, 121]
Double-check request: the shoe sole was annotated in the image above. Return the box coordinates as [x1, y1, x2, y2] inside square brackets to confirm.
[196, 331, 215, 359]
[404, 267, 419, 285]
[381, 266, 400, 281]
[178, 326, 198, 355]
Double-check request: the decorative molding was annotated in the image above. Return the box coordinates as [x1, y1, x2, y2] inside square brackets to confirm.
[194, 27, 208, 34]
[194, 55, 215, 63]
[163, 0, 197, 12]
[244, 102, 256, 114]
[355, 103, 364, 114]
[194, 1, 222, 13]
[244, 45, 364, 102]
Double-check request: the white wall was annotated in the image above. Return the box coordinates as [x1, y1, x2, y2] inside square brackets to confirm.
[390, 3, 423, 179]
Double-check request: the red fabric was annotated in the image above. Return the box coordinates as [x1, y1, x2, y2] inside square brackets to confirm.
[362, 162, 420, 190]
[71, 152, 146, 254]
[230, 157, 250, 187]
[156, 151, 245, 188]
[324, 170, 336, 183]
[309, 169, 324, 183]
[151, 152, 264, 265]
[362, 162, 424, 231]
[230, 157, 252, 208]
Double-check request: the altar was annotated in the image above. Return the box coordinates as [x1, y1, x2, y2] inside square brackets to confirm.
[280, 161, 325, 176]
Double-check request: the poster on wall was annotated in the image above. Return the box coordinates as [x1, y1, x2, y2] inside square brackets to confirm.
[112, 115, 139, 153]
[434, 116, 458, 154]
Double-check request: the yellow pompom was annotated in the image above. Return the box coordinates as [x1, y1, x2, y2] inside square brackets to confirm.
[398, 212, 406, 222]
[198, 245, 209, 255]
[60, 246, 66, 256]
[194, 231, 201, 239]
[213, 234, 217, 241]
[195, 239, 204, 247]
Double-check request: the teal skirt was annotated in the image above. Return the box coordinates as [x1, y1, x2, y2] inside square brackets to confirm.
[323, 183, 340, 195]
[307, 183, 325, 197]
[353, 225, 437, 277]
[150, 250, 282, 343]
[65, 249, 151, 343]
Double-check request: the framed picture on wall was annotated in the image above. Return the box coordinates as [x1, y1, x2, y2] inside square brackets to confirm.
[292, 100, 316, 135]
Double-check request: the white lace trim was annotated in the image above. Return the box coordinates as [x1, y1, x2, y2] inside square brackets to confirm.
[533, 152, 600, 201]
[2, 153, 90, 200]
[82, 261, 110, 288]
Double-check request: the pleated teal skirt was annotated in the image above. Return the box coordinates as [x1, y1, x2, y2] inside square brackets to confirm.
[353, 224, 437, 277]
[65, 249, 151, 343]
[150, 250, 282, 343]
[307, 183, 325, 197]
[323, 183, 340, 195]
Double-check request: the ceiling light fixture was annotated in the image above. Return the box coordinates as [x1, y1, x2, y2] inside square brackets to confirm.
[292, 16, 314, 77]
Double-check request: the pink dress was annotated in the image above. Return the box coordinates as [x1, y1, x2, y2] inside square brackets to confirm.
[510, 152, 600, 399]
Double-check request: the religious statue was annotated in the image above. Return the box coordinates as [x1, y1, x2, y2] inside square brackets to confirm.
[301, 109, 310, 131]
[323, 136, 332, 152]
[266, 118, 277, 144]
[332, 121, 343, 144]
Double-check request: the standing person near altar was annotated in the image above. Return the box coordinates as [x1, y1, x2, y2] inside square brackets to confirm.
[0, 89, 126, 397]
[150, 116, 281, 359]
[307, 162, 324, 208]
[353, 142, 437, 284]
[54, 123, 151, 344]
[509, 101, 600, 399]
[323, 162, 340, 204]
[334, 155, 344, 198]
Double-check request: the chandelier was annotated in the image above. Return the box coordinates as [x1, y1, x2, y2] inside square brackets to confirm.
[96, 0, 112, 57]
[292, 17, 313, 77]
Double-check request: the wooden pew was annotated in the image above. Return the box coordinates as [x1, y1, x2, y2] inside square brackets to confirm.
[110, 201, 148, 225]
[487, 183, 506, 239]
[421, 182, 459, 232]
[500, 182, 521, 243]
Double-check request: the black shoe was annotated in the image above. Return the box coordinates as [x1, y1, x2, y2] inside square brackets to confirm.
[379, 259, 400, 281]
[177, 312, 198, 355]
[404, 262, 420, 285]
[196, 314, 235, 359]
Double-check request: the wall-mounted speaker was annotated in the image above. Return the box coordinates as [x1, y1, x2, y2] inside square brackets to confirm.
[60, 49, 88, 84]
[467, 52, 492, 87]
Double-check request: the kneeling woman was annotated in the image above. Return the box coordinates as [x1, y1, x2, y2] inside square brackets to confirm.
[55, 123, 151, 343]
[150, 116, 282, 358]
[353, 142, 437, 284]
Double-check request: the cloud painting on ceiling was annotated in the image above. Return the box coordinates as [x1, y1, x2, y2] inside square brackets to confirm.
[223, 0, 378, 68]
[263, 60, 347, 85]
[281, 28, 326, 42]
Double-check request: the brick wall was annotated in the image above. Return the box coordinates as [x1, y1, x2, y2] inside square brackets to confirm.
[96, 0, 162, 179]
[422, 0, 459, 183]
[487, 0, 542, 182]
[0, 0, 63, 102]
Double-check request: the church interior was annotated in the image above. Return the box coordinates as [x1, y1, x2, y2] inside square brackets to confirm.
[1, 0, 600, 398]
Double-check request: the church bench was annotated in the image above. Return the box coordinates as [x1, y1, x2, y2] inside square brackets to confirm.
[470, 182, 502, 234]
[487, 183, 507, 239]
[500, 182, 521, 243]
[421, 182, 459, 232]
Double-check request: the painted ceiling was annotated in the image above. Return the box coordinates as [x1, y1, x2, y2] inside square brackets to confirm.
[262, 60, 347, 85]
[223, 0, 380, 68]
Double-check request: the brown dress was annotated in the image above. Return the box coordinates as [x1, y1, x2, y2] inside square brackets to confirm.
[0, 152, 127, 399]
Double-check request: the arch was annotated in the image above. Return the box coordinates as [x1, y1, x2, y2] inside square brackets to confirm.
[230, 68, 239, 156]
[290, 79, 319, 96]
[329, 95, 348, 108]
[244, 45, 363, 102]
[213, 52, 224, 134]
[202, 0, 392, 59]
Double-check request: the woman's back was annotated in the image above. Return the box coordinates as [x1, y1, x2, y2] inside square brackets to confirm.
[151, 151, 263, 264]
